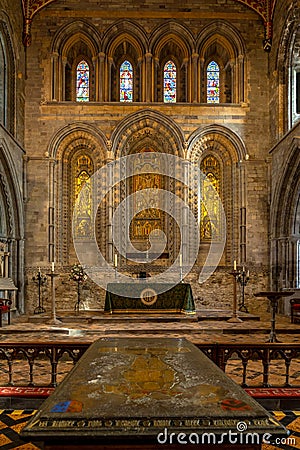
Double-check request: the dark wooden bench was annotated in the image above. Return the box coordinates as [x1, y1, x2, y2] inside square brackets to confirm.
[0, 299, 12, 327]
[290, 298, 300, 323]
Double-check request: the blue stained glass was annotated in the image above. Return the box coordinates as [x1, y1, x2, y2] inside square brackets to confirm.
[76, 60, 89, 102]
[164, 60, 176, 103]
[207, 61, 220, 104]
[120, 60, 133, 102]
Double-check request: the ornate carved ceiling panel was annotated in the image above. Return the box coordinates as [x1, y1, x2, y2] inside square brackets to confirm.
[21, 0, 277, 50]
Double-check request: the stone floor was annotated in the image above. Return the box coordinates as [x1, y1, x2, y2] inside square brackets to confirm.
[0, 308, 299, 449]
[1, 308, 300, 388]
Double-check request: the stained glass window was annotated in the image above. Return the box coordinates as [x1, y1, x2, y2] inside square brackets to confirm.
[207, 61, 220, 103]
[120, 60, 133, 102]
[200, 155, 221, 241]
[74, 155, 93, 238]
[163, 60, 176, 103]
[76, 60, 89, 102]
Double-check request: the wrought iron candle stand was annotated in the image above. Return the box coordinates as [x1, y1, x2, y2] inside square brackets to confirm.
[237, 268, 250, 313]
[74, 280, 85, 312]
[32, 269, 47, 314]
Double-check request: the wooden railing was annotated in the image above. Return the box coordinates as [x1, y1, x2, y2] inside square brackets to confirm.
[0, 342, 299, 388]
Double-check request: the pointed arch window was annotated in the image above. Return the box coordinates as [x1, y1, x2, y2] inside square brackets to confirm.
[163, 60, 176, 103]
[200, 155, 222, 240]
[207, 61, 220, 104]
[76, 60, 90, 102]
[73, 154, 93, 238]
[120, 60, 133, 102]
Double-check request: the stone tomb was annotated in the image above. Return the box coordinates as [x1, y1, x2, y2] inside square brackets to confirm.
[22, 337, 287, 449]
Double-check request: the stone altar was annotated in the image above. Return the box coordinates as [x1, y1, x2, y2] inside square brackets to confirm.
[104, 282, 195, 314]
[22, 337, 287, 449]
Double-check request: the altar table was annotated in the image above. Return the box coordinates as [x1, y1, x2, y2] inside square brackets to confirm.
[22, 337, 287, 449]
[104, 282, 195, 314]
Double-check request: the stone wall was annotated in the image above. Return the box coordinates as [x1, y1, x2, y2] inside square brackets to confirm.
[20, 0, 284, 313]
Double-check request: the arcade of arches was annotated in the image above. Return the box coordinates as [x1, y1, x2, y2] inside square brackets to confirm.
[0, 0, 300, 319]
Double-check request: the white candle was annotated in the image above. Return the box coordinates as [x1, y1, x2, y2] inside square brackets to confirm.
[38, 267, 41, 274]
[247, 270, 250, 278]
[114, 254, 118, 267]
[51, 262, 55, 272]
[179, 253, 182, 267]
[233, 260, 237, 271]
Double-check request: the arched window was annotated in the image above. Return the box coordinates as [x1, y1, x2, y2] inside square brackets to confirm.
[200, 155, 222, 240]
[73, 154, 93, 238]
[76, 60, 90, 102]
[120, 60, 133, 102]
[207, 61, 220, 104]
[163, 60, 176, 103]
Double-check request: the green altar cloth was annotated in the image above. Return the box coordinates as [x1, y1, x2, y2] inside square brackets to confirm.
[104, 282, 195, 314]
[22, 338, 287, 449]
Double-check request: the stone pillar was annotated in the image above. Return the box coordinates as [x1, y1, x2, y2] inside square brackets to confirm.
[51, 52, 59, 101]
[229, 59, 236, 103]
[92, 55, 99, 102]
[106, 143, 114, 263]
[61, 56, 68, 101]
[98, 52, 105, 102]
[153, 57, 160, 102]
[191, 53, 199, 103]
[138, 57, 143, 102]
[199, 58, 205, 103]
[107, 57, 113, 102]
[48, 157, 56, 263]
[238, 54, 244, 103]
[145, 52, 152, 102]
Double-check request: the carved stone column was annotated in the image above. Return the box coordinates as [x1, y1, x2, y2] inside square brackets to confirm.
[98, 52, 105, 102]
[191, 53, 199, 103]
[145, 52, 152, 102]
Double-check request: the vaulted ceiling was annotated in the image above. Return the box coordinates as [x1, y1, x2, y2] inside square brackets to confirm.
[21, 0, 276, 50]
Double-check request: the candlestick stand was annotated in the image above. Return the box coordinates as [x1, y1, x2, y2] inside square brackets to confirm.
[237, 269, 250, 312]
[254, 291, 294, 342]
[74, 280, 84, 312]
[33, 271, 47, 314]
[227, 270, 243, 323]
[46, 273, 62, 325]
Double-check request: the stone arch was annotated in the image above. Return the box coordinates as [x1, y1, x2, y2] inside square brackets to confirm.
[51, 20, 101, 101]
[0, 11, 16, 135]
[51, 20, 100, 55]
[270, 135, 300, 289]
[276, 2, 300, 131]
[187, 124, 247, 264]
[197, 21, 246, 103]
[187, 124, 247, 162]
[150, 21, 194, 57]
[0, 138, 25, 311]
[150, 22, 193, 103]
[48, 122, 107, 160]
[271, 137, 300, 238]
[103, 21, 147, 58]
[47, 123, 107, 265]
[111, 109, 185, 158]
